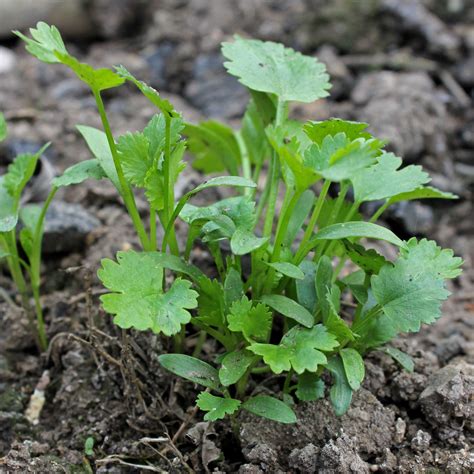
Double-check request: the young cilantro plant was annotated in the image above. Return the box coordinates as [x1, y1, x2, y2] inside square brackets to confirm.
[18, 25, 462, 423]
[0, 112, 102, 350]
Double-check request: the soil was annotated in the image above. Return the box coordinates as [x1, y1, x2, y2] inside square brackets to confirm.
[1, 1, 473, 472]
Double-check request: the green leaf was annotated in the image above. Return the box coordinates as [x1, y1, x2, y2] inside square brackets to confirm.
[351, 152, 430, 203]
[222, 36, 331, 103]
[325, 290, 355, 342]
[116, 131, 150, 186]
[317, 197, 362, 230]
[0, 112, 7, 141]
[313, 222, 405, 248]
[192, 176, 256, 195]
[219, 350, 255, 386]
[4, 150, 44, 199]
[382, 347, 414, 373]
[284, 190, 315, 247]
[342, 241, 388, 275]
[196, 392, 241, 421]
[14, 22, 68, 64]
[265, 262, 304, 280]
[76, 125, 121, 192]
[261, 294, 314, 328]
[327, 355, 353, 416]
[0, 177, 17, 232]
[304, 119, 372, 145]
[19, 205, 42, 258]
[152, 252, 205, 282]
[231, 228, 268, 255]
[387, 186, 457, 205]
[52, 159, 107, 188]
[55, 52, 124, 91]
[159, 354, 220, 390]
[241, 100, 271, 166]
[304, 135, 379, 183]
[0, 249, 11, 260]
[224, 268, 244, 311]
[249, 324, 338, 374]
[196, 277, 225, 327]
[296, 260, 317, 313]
[242, 395, 297, 424]
[400, 238, 463, 279]
[227, 297, 272, 342]
[315, 256, 333, 321]
[98, 251, 198, 336]
[340, 348, 365, 390]
[371, 245, 455, 335]
[185, 121, 240, 175]
[296, 372, 325, 401]
[116, 65, 178, 117]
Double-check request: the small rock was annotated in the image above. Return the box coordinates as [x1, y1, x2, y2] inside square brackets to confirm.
[419, 362, 474, 436]
[319, 434, 370, 474]
[394, 418, 407, 444]
[43, 201, 101, 254]
[244, 443, 281, 470]
[410, 430, 432, 452]
[0, 46, 16, 75]
[288, 443, 319, 474]
[352, 71, 447, 161]
[185, 53, 248, 119]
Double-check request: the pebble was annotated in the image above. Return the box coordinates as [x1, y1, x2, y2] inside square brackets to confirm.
[0, 46, 15, 75]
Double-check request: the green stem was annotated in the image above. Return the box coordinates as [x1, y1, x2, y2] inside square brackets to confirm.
[352, 304, 383, 335]
[190, 318, 233, 351]
[235, 131, 252, 197]
[93, 90, 150, 250]
[294, 180, 331, 264]
[262, 100, 285, 238]
[149, 209, 157, 250]
[283, 369, 294, 394]
[370, 200, 390, 223]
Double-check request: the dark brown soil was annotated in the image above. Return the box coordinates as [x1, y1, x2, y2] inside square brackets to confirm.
[1, 1, 473, 472]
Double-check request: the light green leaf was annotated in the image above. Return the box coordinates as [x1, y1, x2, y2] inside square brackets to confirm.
[192, 176, 256, 195]
[231, 228, 268, 255]
[249, 325, 338, 374]
[304, 135, 379, 183]
[304, 119, 372, 145]
[0, 112, 7, 141]
[313, 221, 405, 248]
[196, 277, 225, 327]
[117, 132, 150, 186]
[219, 350, 255, 386]
[340, 348, 365, 390]
[98, 251, 198, 336]
[116, 65, 178, 117]
[400, 238, 463, 279]
[296, 373, 325, 401]
[19, 205, 42, 258]
[241, 100, 271, 166]
[266, 262, 304, 280]
[382, 346, 414, 373]
[196, 392, 241, 421]
[327, 355, 353, 416]
[0, 177, 17, 232]
[52, 159, 106, 188]
[227, 296, 272, 342]
[242, 395, 297, 424]
[4, 149, 45, 199]
[159, 354, 220, 390]
[185, 121, 240, 175]
[222, 36, 331, 103]
[351, 152, 430, 203]
[325, 290, 355, 342]
[55, 52, 124, 91]
[261, 294, 314, 328]
[14, 22, 68, 64]
[387, 186, 457, 205]
[76, 125, 121, 192]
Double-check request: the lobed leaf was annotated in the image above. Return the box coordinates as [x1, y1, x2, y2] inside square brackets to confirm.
[227, 297, 272, 342]
[196, 392, 241, 421]
[304, 119, 372, 145]
[52, 159, 106, 188]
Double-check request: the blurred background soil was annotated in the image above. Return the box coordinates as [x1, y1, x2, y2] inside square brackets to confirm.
[0, 1, 473, 472]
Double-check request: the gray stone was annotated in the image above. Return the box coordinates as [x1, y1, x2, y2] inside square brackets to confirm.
[0, 46, 16, 75]
[43, 201, 100, 254]
[319, 435, 370, 474]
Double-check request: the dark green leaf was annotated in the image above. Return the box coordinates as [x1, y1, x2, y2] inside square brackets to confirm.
[340, 348, 365, 390]
[242, 395, 297, 424]
[382, 347, 414, 373]
[284, 190, 315, 247]
[315, 256, 333, 321]
[343, 240, 389, 275]
[219, 350, 254, 386]
[159, 354, 220, 389]
[327, 355, 353, 416]
[296, 372, 325, 401]
[224, 268, 244, 311]
[296, 260, 318, 313]
[265, 262, 304, 280]
[261, 294, 314, 328]
[231, 228, 268, 255]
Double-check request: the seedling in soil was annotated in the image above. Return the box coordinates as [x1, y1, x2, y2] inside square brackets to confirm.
[18, 24, 462, 423]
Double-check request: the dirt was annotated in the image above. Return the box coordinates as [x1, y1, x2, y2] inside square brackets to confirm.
[1, 1, 473, 472]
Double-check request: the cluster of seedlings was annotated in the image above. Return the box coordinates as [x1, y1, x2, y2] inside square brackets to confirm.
[0, 23, 462, 423]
